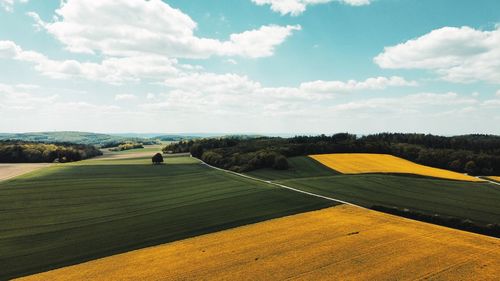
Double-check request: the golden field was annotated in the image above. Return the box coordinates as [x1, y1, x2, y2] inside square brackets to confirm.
[310, 153, 482, 182]
[487, 176, 500, 182]
[18, 205, 499, 281]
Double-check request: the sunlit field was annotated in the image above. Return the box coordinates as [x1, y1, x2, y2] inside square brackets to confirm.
[310, 153, 482, 182]
[0, 155, 333, 279]
[488, 176, 500, 182]
[18, 205, 500, 281]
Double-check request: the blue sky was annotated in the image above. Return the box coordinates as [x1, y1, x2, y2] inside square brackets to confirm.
[1, 0, 499, 135]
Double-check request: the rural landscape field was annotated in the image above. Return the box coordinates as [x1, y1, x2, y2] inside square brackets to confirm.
[1, 0, 500, 280]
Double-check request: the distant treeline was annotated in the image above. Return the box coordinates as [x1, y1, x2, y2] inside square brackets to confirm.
[163, 133, 500, 174]
[109, 142, 144, 151]
[372, 205, 500, 238]
[0, 141, 102, 163]
[0, 132, 157, 148]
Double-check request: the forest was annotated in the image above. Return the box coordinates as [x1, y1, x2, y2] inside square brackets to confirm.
[108, 142, 144, 151]
[163, 133, 500, 174]
[0, 141, 102, 163]
[0, 132, 157, 148]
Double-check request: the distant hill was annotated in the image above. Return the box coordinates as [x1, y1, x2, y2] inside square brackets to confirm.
[0, 132, 157, 148]
[153, 134, 264, 141]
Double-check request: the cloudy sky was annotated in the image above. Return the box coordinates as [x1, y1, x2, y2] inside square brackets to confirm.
[1, 0, 499, 135]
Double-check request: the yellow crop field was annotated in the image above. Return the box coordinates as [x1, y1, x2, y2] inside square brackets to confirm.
[310, 153, 483, 182]
[487, 176, 500, 182]
[18, 205, 499, 281]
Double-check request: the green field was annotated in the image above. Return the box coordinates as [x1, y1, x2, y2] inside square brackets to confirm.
[247, 155, 339, 180]
[0, 155, 334, 280]
[102, 145, 163, 154]
[249, 156, 500, 225]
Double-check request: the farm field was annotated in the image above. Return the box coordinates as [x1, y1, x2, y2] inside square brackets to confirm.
[249, 156, 500, 226]
[246, 155, 339, 180]
[310, 153, 482, 182]
[0, 163, 51, 182]
[18, 205, 500, 281]
[488, 176, 500, 183]
[0, 155, 334, 280]
[98, 144, 163, 157]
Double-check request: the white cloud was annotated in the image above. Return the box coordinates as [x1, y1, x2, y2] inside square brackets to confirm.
[251, 0, 371, 16]
[374, 26, 500, 84]
[300, 76, 417, 92]
[115, 94, 137, 101]
[330, 92, 479, 116]
[0, 83, 57, 111]
[0, 0, 27, 12]
[31, 0, 300, 59]
[482, 99, 500, 107]
[147, 72, 418, 117]
[1, 40, 179, 84]
[496, 90, 500, 97]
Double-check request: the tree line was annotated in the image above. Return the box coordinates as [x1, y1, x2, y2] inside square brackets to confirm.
[372, 205, 500, 237]
[163, 133, 500, 175]
[108, 142, 144, 151]
[0, 141, 102, 163]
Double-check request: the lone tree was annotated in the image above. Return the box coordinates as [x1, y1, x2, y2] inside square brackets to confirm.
[152, 153, 164, 165]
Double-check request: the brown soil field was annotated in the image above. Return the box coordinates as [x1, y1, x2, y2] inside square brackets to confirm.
[0, 163, 51, 182]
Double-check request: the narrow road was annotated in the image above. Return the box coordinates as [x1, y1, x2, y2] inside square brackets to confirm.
[197, 158, 366, 209]
[478, 176, 500, 186]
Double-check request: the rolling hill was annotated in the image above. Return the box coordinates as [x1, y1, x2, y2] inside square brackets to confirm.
[0, 154, 334, 279]
[17, 205, 500, 281]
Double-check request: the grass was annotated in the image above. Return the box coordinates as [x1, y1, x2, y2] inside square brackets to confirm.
[0, 155, 335, 280]
[310, 153, 482, 182]
[18, 205, 500, 281]
[246, 156, 339, 180]
[101, 144, 163, 154]
[250, 156, 500, 226]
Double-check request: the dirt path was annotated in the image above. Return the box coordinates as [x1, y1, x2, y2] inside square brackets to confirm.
[478, 176, 500, 186]
[0, 163, 51, 182]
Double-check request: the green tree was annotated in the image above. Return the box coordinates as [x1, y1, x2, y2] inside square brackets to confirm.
[152, 153, 164, 165]
[273, 155, 289, 170]
[448, 160, 462, 172]
[464, 160, 478, 175]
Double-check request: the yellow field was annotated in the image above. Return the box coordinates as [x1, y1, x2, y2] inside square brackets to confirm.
[310, 153, 482, 182]
[18, 205, 499, 281]
[487, 176, 500, 182]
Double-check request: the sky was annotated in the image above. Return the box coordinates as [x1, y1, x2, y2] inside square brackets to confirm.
[0, 0, 499, 135]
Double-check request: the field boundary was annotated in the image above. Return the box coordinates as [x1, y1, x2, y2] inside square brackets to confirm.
[0, 163, 52, 183]
[196, 157, 366, 209]
[478, 176, 500, 186]
[197, 157, 500, 240]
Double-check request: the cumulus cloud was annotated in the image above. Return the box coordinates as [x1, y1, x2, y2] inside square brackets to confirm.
[332, 92, 478, 111]
[374, 26, 500, 84]
[0, 0, 27, 12]
[146, 72, 418, 116]
[251, 0, 371, 16]
[0, 40, 179, 84]
[30, 0, 300, 59]
[300, 76, 417, 92]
